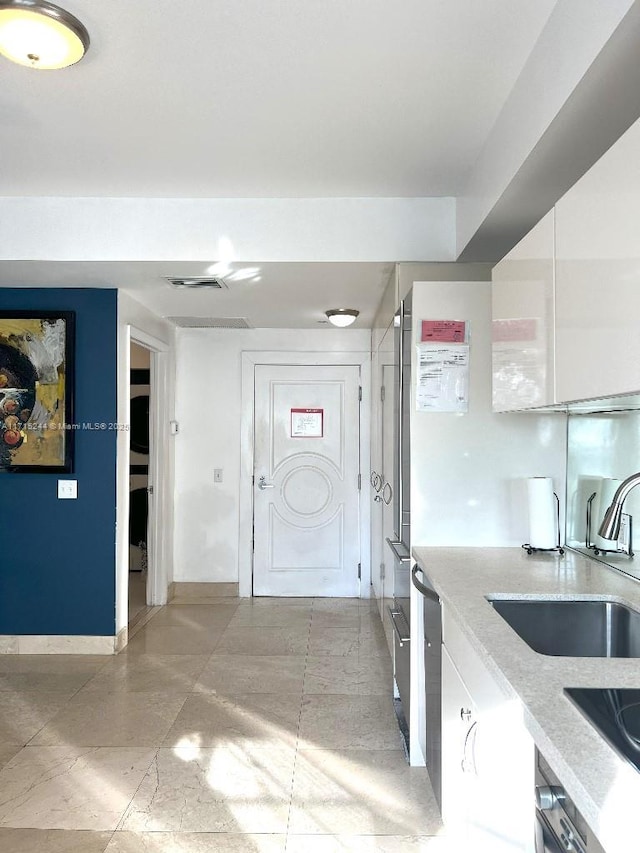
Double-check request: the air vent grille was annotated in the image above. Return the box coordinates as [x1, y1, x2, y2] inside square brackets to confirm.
[165, 276, 228, 289]
[167, 317, 251, 329]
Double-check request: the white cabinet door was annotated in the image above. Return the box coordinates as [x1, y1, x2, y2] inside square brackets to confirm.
[441, 646, 477, 838]
[442, 605, 536, 853]
[492, 209, 555, 411]
[555, 116, 640, 402]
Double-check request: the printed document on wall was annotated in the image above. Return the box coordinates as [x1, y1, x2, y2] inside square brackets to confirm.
[416, 343, 469, 412]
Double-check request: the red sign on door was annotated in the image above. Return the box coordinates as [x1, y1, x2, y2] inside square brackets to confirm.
[291, 408, 324, 437]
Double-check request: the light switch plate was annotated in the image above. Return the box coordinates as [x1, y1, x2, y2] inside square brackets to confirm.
[214, 469, 223, 483]
[58, 480, 78, 499]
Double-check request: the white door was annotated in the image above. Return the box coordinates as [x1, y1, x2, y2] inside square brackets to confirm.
[253, 364, 361, 597]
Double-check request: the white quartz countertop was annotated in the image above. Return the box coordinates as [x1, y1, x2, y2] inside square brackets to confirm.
[411, 546, 640, 853]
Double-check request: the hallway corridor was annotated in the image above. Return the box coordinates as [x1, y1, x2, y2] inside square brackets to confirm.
[0, 597, 448, 852]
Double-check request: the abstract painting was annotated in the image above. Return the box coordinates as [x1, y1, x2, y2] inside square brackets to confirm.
[0, 311, 75, 472]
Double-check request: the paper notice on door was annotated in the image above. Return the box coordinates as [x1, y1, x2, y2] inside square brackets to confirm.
[416, 344, 469, 412]
[291, 408, 324, 437]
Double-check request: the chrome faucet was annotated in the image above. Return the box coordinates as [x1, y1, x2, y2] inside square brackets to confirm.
[598, 472, 640, 540]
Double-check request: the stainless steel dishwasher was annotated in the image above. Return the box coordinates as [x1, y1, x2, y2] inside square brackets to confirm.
[411, 563, 442, 810]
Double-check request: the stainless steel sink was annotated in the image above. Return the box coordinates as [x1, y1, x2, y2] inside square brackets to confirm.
[488, 597, 640, 657]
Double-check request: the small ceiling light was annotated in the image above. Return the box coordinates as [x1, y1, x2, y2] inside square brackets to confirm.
[0, 0, 89, 70]
[325, 309, 359, 328]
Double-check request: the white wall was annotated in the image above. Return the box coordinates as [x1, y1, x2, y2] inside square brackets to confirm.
[173, 327, 370, 583]
[116, 292, 175, 633]
[0, 197, 455, 263]
[410, 281, 567, 547]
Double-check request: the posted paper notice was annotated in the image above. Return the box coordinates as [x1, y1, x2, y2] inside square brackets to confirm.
[416, 344, 469, 412]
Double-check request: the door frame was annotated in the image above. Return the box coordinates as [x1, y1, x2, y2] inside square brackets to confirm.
[116, 325, 171, 639]
[239, 350, 371, 598]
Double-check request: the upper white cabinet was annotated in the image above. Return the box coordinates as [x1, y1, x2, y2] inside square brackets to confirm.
[491, 210, 555, 411]
[555, 117, 640, 402]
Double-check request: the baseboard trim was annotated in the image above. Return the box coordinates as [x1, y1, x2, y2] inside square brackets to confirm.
[0, 634, 118, 655]
[169, 582, 239, 601]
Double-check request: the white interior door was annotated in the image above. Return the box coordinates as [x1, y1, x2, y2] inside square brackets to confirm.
[253, 363, 361, 597]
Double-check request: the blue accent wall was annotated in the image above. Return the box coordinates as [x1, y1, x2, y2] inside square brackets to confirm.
[0, 289, 117, 636]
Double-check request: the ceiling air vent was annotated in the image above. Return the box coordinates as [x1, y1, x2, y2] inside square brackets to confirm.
[165, 276, 228, 289]
[167, 317, 252, 329]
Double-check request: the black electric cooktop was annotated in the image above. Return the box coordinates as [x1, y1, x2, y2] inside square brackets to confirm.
[565, 688, 640, 773]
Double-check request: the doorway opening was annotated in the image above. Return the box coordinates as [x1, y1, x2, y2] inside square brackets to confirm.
[128, 341, 152, 627]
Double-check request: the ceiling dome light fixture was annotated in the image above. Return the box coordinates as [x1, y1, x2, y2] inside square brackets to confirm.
[0, 0, 89, 69]
[325, 309, 359, 328]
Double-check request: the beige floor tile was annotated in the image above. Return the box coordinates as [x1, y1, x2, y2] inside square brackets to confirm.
[0, 672, 99, 695]
[303, 656, 361, 695]
[359, 613, 388, 636]
[312, 599, 363, 610]
[0, 656, 110, 675]
[303, 655, 391, 696]
[80, 655, 210, 694]
[123, 626, 225, 655]
[0, 692, 79, 746]
[285, 836, 452, 853]
[195, 655, 306, 695]
[356, 655, 393, 695]
[149, 604, 239, 629]
[244, 598, 316, 607]
[310, 611, 361, 630]
[106, 831, 287, 851]
[120, 745, 295, 833]
[308, 628, 361, 657]
[289, 749, 443, 836]
[30, 692, 187, 747]
[358, 631, 392, 658]
[228, 604, 312, 628]
[163, 693, 301, 749]
[0, 743, 22, 769]
[0, 745, 156, 830]
[0, 828, 112, 852]
[299, 695, 402, 750]
[215, 626, 309, 656]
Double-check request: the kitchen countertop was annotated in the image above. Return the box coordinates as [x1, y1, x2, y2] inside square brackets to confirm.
[412, 545, 640, 853]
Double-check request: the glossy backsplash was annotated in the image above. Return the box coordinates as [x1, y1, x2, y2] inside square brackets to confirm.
[566, 392, 640, 582]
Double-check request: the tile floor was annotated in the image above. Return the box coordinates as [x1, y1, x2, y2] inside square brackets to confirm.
[0, 597, 451, 852]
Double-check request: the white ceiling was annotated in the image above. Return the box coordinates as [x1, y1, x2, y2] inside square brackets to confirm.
[0, 260, 395, 328]
[0, 0, 559, 325]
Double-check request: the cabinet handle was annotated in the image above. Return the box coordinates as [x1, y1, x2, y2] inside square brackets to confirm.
[388, 607, 410, 646]
[411, 564, 441, 604]
[461, 719, 478, 776]
[382, 481, 393, 505]
[386, 538, 411, 563]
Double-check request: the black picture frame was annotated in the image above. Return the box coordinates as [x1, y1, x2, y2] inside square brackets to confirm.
[0, 310, 75, 473]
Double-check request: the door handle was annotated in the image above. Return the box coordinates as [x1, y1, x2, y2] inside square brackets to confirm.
[257, 476, 275, 490]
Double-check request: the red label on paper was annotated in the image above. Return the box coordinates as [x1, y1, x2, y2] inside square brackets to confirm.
[421, 320, 466, 343]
